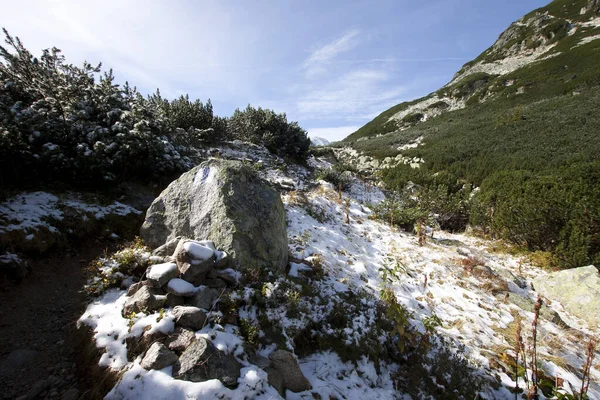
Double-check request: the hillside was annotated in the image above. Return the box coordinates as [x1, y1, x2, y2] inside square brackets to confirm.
[345, 0, 600, 143]
[1, 2, 599, 399]
[339, 0, 600, 269]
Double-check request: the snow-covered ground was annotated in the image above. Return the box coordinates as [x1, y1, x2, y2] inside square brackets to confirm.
[77, 156, 599, 399]
[0, 191, 141, 238]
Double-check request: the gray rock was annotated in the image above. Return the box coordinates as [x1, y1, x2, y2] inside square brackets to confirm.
[187, 287, 220, 310]
[152, 236, 182, 257]
[126, 281, 146, 296]
[0, 349, 39, 377]
[172, 306, 207, 330]
[165, 293, 186, 308]
[269, 350, 311, 393]
[140, 159, 288, 275]
[126, 329, 168, 359]
[266, 367, 284, 396]
[215, 251, 231, 269]
[215, 269, 238, 286]
[248, 354, 271, 369]
[497, 269, 527, 289]
[533, 265, 600, 327]
[146, 262, 179, 288]
[140, 342, 179, 370]
[122, 286, 166, 316]
[173, 337, 241, 388]
[502, 293, 569, 328]
[165, 327, 196, 352]
[60, 389, 79, 400]
[472, 265, 496, 280]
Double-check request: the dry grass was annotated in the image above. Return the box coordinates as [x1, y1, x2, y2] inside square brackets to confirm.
[72, 326, 121, 399]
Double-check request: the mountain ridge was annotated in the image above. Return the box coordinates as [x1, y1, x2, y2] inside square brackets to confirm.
[344, 0, 600, 143]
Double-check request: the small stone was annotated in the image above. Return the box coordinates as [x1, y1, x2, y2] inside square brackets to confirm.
[166, 278, 197, 297]
[151, 236, 182, 257]
[126, 328, 166, 360]
[22, 379, 49, 400]
[122, 286, 166, 316]
[174, 239, 216, 285]
[173, 337, 241, 388]
[269, 350, 311, 393]
[215, 270, 238, 286]
[187, 287, 220, 310]
[172, 306, 207, 330]
[126, 281, 146, 296]
[215, 251, 230, 269]
[146, 262, 179, 288]
[140, 343, 179, 370]
[205, 278, 227, 290]
[165, 293, 186, 308]
[0, 349, 39, 377]
[165, 327, 196, 352]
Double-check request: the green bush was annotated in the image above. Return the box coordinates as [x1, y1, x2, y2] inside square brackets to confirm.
[227, 105, 310, 160]
[314, 168, 350, 190]
[0, 30, 311, 191]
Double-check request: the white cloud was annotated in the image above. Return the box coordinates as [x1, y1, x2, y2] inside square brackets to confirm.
[296, 68, 405, 121]
[303, 30, 361, 78]
[1, 0, 267, 100]
[308, 126, 361, 142]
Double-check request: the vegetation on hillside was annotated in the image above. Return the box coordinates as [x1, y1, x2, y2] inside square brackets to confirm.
[346, 0, 600, 268]
[363, 86, 600, 268]
[0, 29, 310, 192]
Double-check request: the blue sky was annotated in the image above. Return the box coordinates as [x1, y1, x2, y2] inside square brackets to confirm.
[2, 0, 549, 141]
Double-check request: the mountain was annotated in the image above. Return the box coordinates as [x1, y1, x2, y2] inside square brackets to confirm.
[310, 136, 331, 146]
[341, 0, 600, 268]
[345, 0, 600, 143]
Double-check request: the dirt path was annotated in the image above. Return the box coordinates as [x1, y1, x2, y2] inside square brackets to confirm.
[0, 241, 116, 400]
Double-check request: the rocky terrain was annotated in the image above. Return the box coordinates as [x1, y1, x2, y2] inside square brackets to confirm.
[67, 143, 599, 399]
[1, 1, 599, 399]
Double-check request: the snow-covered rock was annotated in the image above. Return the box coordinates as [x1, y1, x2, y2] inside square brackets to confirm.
[166, 278, 197, 297]
[146, 262, 178, 288]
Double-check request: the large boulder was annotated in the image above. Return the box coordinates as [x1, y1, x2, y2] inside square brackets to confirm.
[533, 265, 600, 327]
[140, 159, 288, 274]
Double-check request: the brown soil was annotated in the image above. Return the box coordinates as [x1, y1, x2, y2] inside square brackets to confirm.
[0, 241, 117, 400]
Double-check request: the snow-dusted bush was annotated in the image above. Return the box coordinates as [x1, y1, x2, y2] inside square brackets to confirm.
[0, 29, 194, 187]
[228, 105, 311, 160]
[0, 30, 311, 190]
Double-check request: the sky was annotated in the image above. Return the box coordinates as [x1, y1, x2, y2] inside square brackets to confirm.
[1, 0, 550, 141]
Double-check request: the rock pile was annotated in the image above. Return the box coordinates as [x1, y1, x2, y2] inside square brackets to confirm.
[122, 238, 240, 385]
[121, 237, 311, 393]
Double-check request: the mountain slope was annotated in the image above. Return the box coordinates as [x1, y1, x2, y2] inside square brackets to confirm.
[340, 0, 600, 268]
[344, 0, 600, 143]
